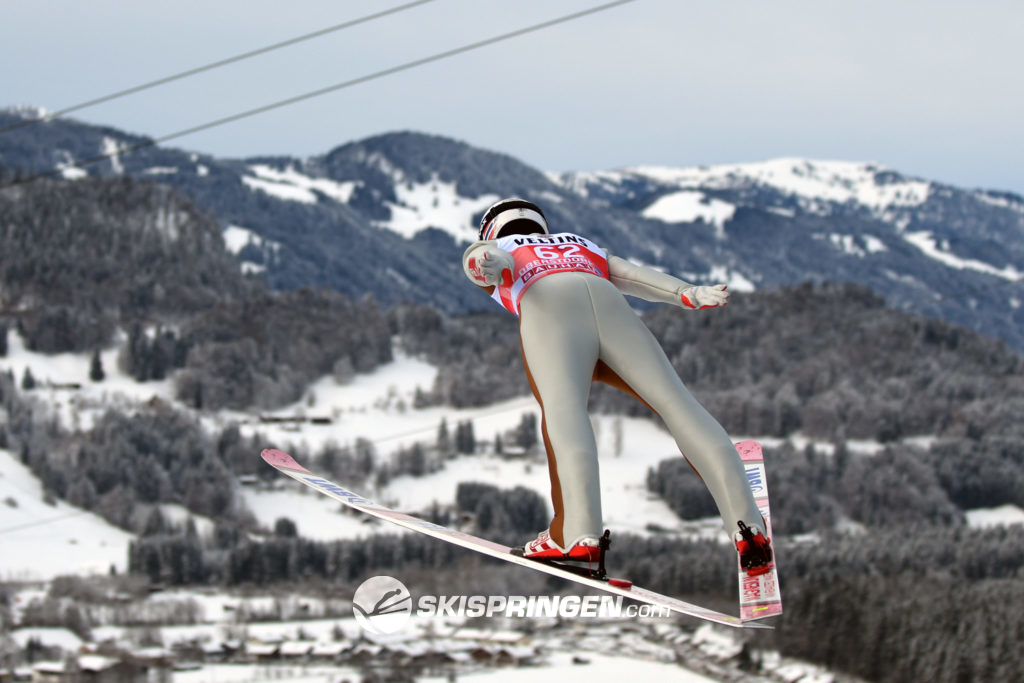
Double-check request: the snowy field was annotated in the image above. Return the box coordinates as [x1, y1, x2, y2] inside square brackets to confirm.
[0, 448, 133, 580]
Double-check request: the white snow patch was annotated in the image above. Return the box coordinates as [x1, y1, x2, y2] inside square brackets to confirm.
[974, 192, 1024, 212]
[965, 504, 1024, 529]
[0, 327, 178, 434]
[691, 623, 743, 659]
[8, 104, 51, 119]
[241, 486, 384, 541]
[156, 504, 216, 538]
[537, 190, 564, 205]
[222, 224, 281, 275]
[825, 233, 886, 258]
[59, 166, 88, 180]
[376, 175, 497, 242]
[222, 225, 256, 254]
[101, 137, 124, 175]
[903, 231, 1022, 280]
[706, 265, 756, 292]
[9, 628, 83, 651]
[222, 224, 281, 255]
[552, 169, 628, 200]
[241, 165, 359, 205]
[629, 158, 931, 220]
[54, 149, 87, 180]
[642, 191, 736, 237]
[543, 170, 564, 186]
[634, 158, 926, 204]
[143, 166, 179, 175]
[863, 234, 888, 253]
[0, 448, 134, 580]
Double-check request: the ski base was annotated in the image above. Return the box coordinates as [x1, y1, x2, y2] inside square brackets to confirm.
[260, 448, 771, 630]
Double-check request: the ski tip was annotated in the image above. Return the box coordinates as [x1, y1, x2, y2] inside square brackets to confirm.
[734, 440, 763, 460]
[261, 449, 311, 473]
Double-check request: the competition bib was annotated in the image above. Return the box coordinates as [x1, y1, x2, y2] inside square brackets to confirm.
[490, 232, 610, 315]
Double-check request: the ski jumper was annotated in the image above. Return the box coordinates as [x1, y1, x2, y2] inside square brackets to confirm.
[463, 232, 764, 548]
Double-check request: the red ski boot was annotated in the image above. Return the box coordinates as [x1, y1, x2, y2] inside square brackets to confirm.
[735, 521, 773, 577]
[521, 529, 602, 562]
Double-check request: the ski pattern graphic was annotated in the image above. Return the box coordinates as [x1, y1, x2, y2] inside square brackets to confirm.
[736, 440, 784, 621]
[261, 448, 772, 629]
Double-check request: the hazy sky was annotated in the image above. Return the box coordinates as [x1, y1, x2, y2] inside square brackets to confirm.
[3, 0, 1022, 194]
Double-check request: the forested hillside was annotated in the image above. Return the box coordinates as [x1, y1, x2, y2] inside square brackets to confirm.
[397, 282, 1024, 443]
[0, 172, 251, 352]
[0, 171, 395, 411]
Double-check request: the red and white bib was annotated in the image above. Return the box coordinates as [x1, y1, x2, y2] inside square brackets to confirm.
[489, 232, 610, 315]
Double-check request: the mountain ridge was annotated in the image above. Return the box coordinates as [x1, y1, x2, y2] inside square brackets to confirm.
[1, 107, 1022, 352]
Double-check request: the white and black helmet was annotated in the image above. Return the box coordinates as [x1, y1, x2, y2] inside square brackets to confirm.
[478, 197, 549, 241]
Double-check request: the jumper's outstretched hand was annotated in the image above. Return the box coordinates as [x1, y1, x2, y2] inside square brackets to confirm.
[466, 246, 514, 287]
[680, 284, 730, 310]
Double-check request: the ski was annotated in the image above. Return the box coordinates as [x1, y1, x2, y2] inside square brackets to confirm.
[735, 440, 784, 621]
[261, 448, 771, 630]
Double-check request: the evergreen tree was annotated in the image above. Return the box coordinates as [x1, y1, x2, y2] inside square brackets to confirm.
[437, 417, 451, 455]
[395, 442, 427, 476]
[516, 413, 538, 450]
[274, 517, 298, 538]
[89, 350, 105, 382]
[142, 508, 169, 536]
[455, 420, 476, 454]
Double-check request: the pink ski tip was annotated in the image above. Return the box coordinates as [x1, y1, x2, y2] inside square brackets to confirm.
[261, 449, 311, 473]
[735, 440, 763, 461]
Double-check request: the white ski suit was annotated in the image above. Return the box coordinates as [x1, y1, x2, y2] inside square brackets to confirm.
[463, 232, 763, 548]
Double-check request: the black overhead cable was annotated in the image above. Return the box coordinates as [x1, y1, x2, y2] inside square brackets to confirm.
[0, 0, 440, 135]
[0, 0, 638, 189]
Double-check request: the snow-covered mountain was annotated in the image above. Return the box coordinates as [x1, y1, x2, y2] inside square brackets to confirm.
[557, 157, 1022, 282]
[1, 107, 1022, 351]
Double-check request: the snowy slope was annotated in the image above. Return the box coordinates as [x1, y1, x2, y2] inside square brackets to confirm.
[631, 158, 932, 216]
[557, 157, 1024, 287]
[1, 327, 176, 432]
[241, 164, 360, 205]
[236, 352, 705, 542]
[559, 158, 932, 220]
[374, 175, 498, 242]
[0, 448, 133, 580]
